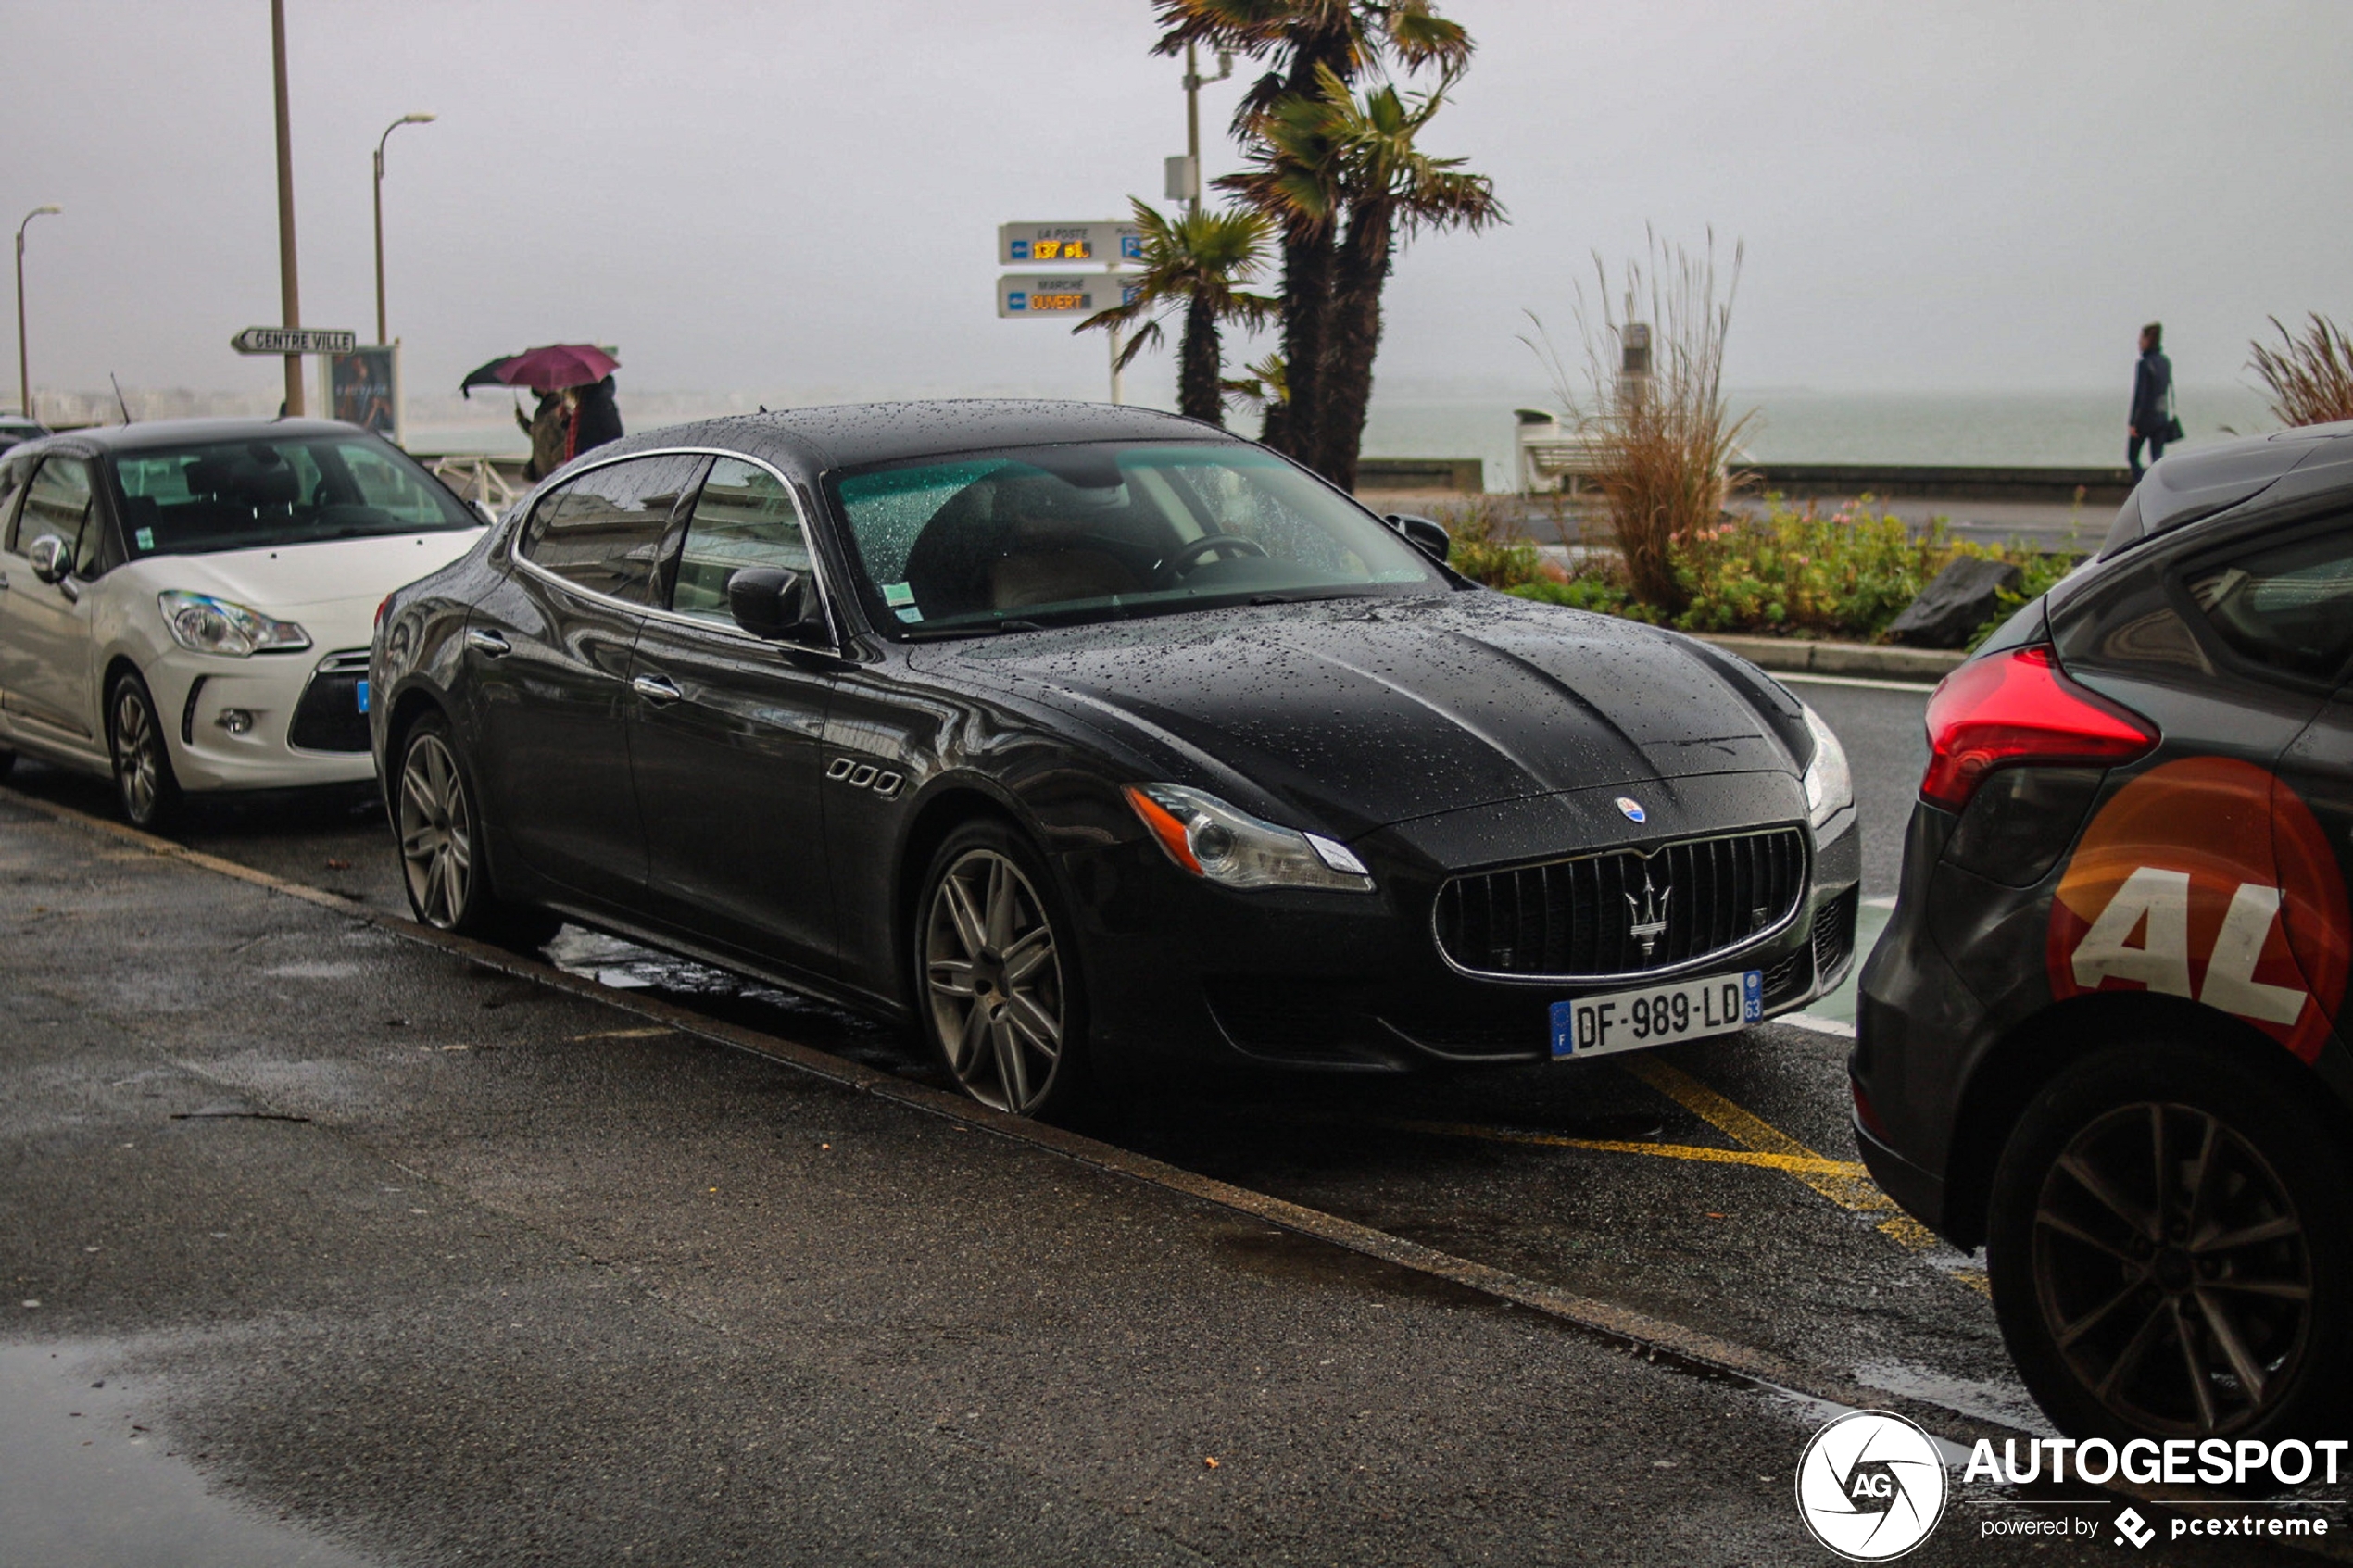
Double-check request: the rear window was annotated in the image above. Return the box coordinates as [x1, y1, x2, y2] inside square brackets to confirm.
[2185, 524, 2353, 683]
[108, 433, 477, 558]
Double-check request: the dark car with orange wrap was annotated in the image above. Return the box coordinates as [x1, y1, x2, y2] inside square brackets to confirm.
[1855, 422, 2353, 1449]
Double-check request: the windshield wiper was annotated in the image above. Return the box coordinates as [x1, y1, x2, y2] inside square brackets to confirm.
[900, 618, 1046, 642]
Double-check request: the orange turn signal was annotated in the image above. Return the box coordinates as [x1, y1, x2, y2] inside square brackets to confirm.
[1124, 785, 1202, 876]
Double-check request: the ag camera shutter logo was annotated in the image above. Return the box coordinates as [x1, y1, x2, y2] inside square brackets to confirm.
[1795, 1411, 1947, 1561]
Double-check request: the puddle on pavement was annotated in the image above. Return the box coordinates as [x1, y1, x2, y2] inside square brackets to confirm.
[542, 926, 923, 1076]
[1852, 1357, 2050, 1435]
[0, 1341, 373, 1568]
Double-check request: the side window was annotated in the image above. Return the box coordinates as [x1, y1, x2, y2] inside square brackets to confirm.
[14, 457, 95, 574]
[517, 453, 704, 605]
[0, 453, 35, 549]
[2185, 524, 2353, 684]
[669, 458, 811, 625]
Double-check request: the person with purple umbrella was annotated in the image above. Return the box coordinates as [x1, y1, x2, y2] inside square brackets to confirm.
[568, 373, 623, 458]
[516, 387, 570, 481]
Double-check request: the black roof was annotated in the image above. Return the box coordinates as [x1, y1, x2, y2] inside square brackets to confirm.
[601, 399, 1227, 475]
[2107, 419, 2353, 554]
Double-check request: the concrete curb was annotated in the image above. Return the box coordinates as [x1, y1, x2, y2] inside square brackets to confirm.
[1693, 633, 1963, 683]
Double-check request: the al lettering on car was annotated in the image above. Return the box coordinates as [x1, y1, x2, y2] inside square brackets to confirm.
[2046, 755, 2349, 1063]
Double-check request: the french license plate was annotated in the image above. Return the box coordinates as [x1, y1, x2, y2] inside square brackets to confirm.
[1550, 971, 1762, 1060]
[355, 679, 371, 714]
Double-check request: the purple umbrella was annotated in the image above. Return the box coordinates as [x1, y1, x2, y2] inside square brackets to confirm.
[482, 343, 620, 395]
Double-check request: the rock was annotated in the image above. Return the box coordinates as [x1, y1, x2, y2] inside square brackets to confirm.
[1887, 558, 2025, 648]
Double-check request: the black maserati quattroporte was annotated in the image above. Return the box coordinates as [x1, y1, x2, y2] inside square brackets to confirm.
[371, 402, 1858, 1115]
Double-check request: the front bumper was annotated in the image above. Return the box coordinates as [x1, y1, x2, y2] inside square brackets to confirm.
[1065, 786, 1862, 1074]
[147, 645, 379, 793]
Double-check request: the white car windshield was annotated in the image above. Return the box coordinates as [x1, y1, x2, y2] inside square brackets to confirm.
[829, 441, 1445, 638]
[109, 433, 477, 558]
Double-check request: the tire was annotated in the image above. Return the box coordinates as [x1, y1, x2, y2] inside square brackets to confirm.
[107, 670, 182, 830]
[1986, 1035, 2352, 1448]
[913, 819, 1088, 1119]
[392, 713, 560, 949]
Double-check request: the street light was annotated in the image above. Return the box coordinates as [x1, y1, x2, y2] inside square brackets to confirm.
[16, 205, 61, 422]
[373, 112, 435, 345]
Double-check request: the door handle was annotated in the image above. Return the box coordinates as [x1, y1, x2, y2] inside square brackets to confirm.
[463, 628, 510, 658]
[631, 672, 683, 707]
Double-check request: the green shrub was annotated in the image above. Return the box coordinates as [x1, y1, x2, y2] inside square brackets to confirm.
[1428, 497, 1554, 591]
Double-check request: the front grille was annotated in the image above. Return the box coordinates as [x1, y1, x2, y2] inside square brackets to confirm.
[1433, 826, 1807, 980]
[287, 649, 372, 754]
[1760, 946, 1811, 1010]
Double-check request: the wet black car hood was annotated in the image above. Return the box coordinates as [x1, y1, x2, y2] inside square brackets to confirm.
[911, 592, 1795, 838]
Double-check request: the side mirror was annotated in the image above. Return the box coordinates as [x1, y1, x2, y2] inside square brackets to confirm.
[727, 567, 829, 645]
[27, 533, 70, 584]
[1386, 512, 1452, 564]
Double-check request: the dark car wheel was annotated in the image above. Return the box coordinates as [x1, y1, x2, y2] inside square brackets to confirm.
[395, 715, 560, 949]
[1986, 1037, 2352, 1446]
[108, 671, 182, 830]
[916, 821, 1087, 1118]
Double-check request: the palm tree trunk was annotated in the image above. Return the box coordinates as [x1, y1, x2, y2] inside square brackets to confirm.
[1276, 228, 1335, 467]
[1315, 201, 1394, 493]
[1178, 295, 1224, 425]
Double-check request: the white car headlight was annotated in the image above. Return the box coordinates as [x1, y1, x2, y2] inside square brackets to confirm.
[1800, 702, 1854, 830]
[157, 591, 311, 658]
[1125, 784, 1373, 893]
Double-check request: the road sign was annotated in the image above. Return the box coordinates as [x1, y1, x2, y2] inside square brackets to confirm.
[231, 326, 359, 357]
[998, 274, 1145, 319]
[998, 221, 1146, 268]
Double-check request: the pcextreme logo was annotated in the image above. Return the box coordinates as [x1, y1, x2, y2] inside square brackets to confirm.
[1796, 1411, 1948, 1561]
[2048, 757, 2349, 1063]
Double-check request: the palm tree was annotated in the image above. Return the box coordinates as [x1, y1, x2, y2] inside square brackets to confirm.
[1075, 200, 1278, 426]
[1311, 67, 1503, 487]
[1157, 1, 1472, 470]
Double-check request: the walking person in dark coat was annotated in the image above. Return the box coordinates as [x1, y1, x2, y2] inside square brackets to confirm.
[2129, 322, 2175, 479]
[569, 375, 623, 458]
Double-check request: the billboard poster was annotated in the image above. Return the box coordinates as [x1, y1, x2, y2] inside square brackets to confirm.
[321, 345, 400, 442]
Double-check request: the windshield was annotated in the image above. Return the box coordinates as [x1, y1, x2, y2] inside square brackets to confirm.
[107, 433, 478, 558]
[828, 441, 1446, 636]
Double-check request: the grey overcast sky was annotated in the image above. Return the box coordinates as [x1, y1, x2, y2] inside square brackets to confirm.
[6, 0, 2348, 408]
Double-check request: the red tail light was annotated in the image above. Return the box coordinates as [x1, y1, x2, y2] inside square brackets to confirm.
[1919, 646, 2157, 811]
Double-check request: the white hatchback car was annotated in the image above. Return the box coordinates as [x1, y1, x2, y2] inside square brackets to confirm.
[0, 419, 484, 825]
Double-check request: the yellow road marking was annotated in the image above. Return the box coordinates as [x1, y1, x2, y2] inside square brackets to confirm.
[567, 1026, 676, 1042]
[1378, 1117, 1869, 1178]
[1615, 1056, 1990, 1293]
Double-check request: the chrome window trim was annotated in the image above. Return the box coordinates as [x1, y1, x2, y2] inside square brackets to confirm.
[506, 445, 845, 656]
[1428, 822, 1813, 986]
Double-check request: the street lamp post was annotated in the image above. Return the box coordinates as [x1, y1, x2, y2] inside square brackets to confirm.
[15, 205, 61, 422]
[1172, 43, 1234, 212]
[270, 0, 303, 416]
[372, 112, 435, 345]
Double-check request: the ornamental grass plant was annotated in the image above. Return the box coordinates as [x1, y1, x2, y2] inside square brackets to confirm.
[2250, 313, 2353, 429]
[1522, 232, 1752, 616]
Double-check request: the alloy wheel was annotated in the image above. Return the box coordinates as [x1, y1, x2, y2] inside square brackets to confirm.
[113, 684, 164, 822]
[2032, 1101, 2312, 1436]
[398, 733, 473, 929]
[924, 847, 1065, 1113]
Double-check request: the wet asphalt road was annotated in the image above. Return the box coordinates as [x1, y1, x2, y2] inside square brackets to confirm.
[4, 685, 2339, 1564]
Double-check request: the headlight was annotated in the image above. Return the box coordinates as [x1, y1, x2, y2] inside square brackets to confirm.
[1124, 784, 1373, 893]
[1800, 702, 1853, 830]
[157, 592, 311, 657]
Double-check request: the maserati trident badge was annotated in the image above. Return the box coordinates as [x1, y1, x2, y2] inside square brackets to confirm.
[1626, 872, 1672, 959]
[1615, 797, 1646, 823]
